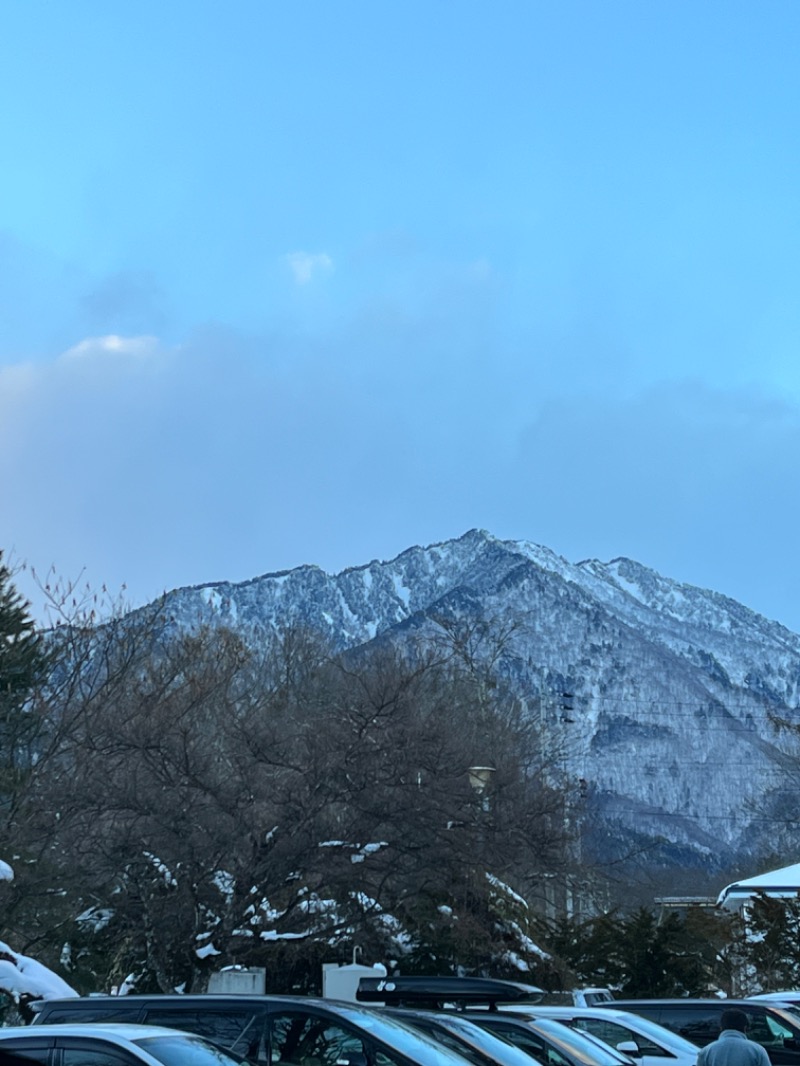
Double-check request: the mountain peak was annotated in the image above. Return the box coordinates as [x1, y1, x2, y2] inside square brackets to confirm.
[141, 531, 800, 871]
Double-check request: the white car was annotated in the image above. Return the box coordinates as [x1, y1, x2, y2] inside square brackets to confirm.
[496, 1006, 699, 1066]
[0, 1022, 249, 1066]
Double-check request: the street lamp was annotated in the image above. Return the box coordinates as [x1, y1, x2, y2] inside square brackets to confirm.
[468, 765, 496, 812]
[467, 765, 496, 795]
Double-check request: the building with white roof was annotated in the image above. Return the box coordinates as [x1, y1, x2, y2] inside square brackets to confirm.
[717, 863, 800, 910]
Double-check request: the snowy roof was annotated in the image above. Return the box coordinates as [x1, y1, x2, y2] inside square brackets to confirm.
[717, 863, 800, 907]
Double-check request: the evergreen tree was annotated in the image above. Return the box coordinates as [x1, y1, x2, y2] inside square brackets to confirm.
[617, 908, 708, 996]
[740, 891, 800, 991]
[536, 911, 624, 987]
[0, 554, 47, 793]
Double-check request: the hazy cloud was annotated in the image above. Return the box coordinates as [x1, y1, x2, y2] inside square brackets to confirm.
[60, 334, 163, 364]
[80, 271, 168, 336]
[4, 320, 800, 633]
[506, 382, 800, 627]
[286, 251, 333, 285]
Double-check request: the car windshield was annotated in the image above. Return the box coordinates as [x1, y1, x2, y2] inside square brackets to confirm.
[430, 1015, 546, 1066]
[532, 1020, 632, 1066]
[135, 1034, 248, 1066]
[327, 1005, 475, 1066]
[763, 1008, 800, 1036]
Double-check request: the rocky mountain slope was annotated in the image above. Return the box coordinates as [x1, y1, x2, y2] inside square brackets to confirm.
[151, 529, 800, 871]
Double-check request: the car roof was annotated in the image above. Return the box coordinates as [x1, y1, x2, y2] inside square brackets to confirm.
[0, 1024, 195, 1040]
[612, 999, 786, 1007]
[37, 994, 330, 1005]
[505, 1005, 681, 1025]
[34, 993, 369, 1013]
[610, 1000, 800, 1023]
[503, 1008, 642, 1019]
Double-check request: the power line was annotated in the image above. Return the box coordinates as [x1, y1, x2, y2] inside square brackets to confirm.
[532, 694, 800, 714]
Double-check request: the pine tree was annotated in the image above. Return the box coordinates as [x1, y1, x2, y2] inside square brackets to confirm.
[0, 554, 47, 792]
[740, 891, 800, 991]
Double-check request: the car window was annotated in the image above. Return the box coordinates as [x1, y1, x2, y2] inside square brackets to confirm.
[606, 1016, 697, 1055]
[135, 1034, 248, 1066]
[269, 1013, 369, 1066]
[41, 1007, 140, 1025]
[654, 1010, 720, 1044]
[434, 1016, 548, 1066]
[0, 1045, 51, 1066]
[60, 1050, 134, 1066]
[474, 1022, 562, 1066]
[372, 1054, 408, 1066]
[743, 1012, 793, 1049]
[325, 1005, 473, 1066]
[143, 1008, 267, 1061]
[400, 1022, 486, 1066]
[573, 1020, 666, 1057]
[540, 1025, 631, 1066]
[766, 1015, 796, 1041]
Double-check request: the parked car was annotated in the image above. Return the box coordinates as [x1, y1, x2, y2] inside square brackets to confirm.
[461, 1014, 637, 1066]
[606, 1000, 800, 1065]
[573, 993, 616, 1009]
[30, 994, 476, 1066]
[750, 997, 800, 1013]
[0, 1022, 248, 1066]
[384, 1009, 559, 1066]
[502, 1005, 699, 1066]
[536, 993, 616, 1009]
[356, 976, 635, 1066]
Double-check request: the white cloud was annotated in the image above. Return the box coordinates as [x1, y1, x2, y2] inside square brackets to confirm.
[4, 312, 800, 640]
[0, 361, 39, 405]
[60, 334, 162, 364]
[286, 251, 333, 285]
[0, 335, 171, 449]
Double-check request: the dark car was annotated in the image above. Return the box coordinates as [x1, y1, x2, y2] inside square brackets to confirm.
[30, 994, 475, 1066]
[606, 1001, 800, 1065]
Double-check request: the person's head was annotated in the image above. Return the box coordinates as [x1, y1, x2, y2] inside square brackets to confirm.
[721, 1010, 749, 1033]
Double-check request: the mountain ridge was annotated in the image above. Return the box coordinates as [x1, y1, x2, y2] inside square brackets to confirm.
[146, 529, 800, 872]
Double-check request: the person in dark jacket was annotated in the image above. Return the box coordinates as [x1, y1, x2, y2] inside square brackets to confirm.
[697, 1010, 772, 1066]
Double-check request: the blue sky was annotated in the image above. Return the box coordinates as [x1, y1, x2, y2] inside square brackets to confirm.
[2, 1, 800, 630]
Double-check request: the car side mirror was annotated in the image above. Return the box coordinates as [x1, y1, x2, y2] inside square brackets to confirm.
[617, 1041, 641, 1058]
[336, 1054, 369, 1066]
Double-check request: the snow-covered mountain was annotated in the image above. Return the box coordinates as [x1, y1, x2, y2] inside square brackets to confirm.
[151, 529, 800, 871]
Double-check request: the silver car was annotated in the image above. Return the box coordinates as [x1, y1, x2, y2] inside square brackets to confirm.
[500, 1006, 699, 1066]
